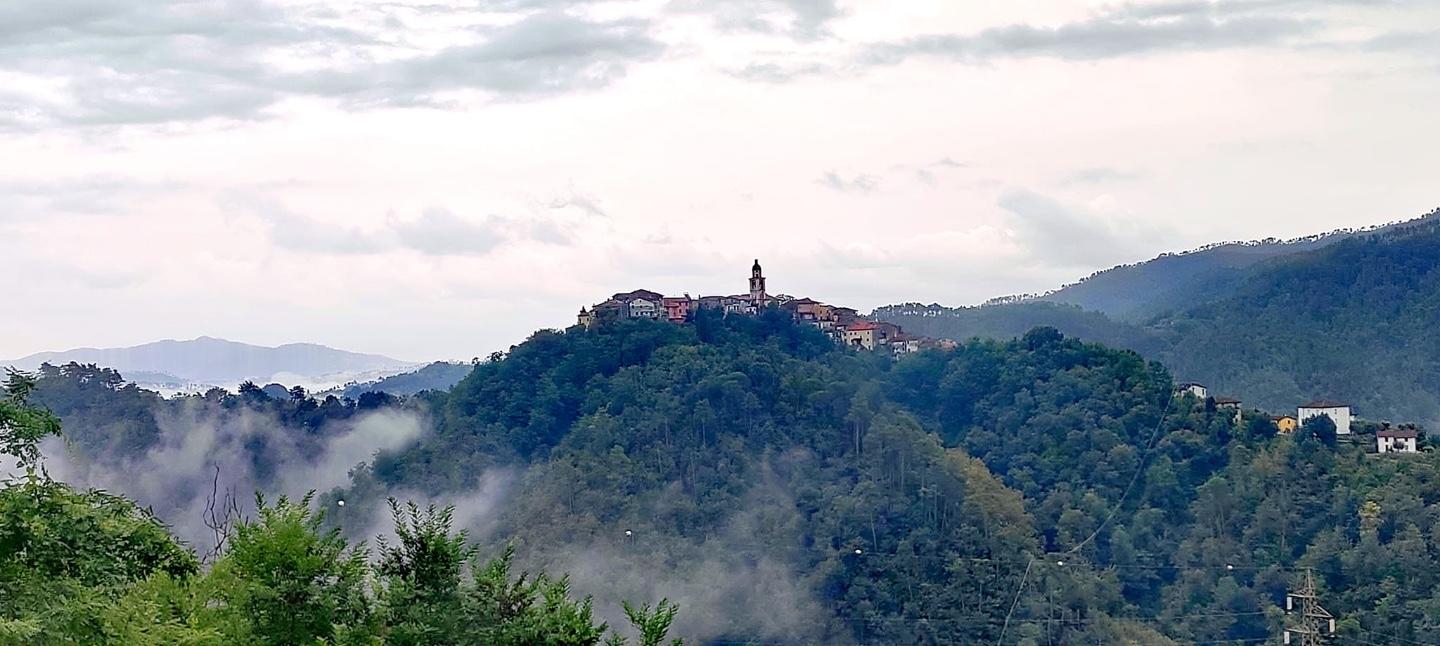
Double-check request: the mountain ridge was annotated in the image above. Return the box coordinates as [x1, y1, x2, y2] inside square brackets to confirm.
[2, 336, 416, 387]
[876, 207, 1440, 424]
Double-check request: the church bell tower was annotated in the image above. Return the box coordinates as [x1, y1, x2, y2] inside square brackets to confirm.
[749, 259, 767, 307]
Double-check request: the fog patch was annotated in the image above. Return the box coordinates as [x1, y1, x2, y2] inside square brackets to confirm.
[34, 403, 428, 554]
[281, 409, 423, 495]
[521, 462, 840, 643]
[354, 468, 516, 553]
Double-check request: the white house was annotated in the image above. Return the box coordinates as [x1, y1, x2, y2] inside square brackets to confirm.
[1377, 426, 1419, 453]
[1178, 383, 1209, 399]
[627, 298, 660, 319]
[1299, 400, 1352, 435]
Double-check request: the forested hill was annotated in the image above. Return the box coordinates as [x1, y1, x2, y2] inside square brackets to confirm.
[310, 309, 1440, 644]
[1154, 215, 1440, 423]
[1027, 209, 1436, 322]
[17, 312, 1440, 642]
[878, 211, 1440, 425]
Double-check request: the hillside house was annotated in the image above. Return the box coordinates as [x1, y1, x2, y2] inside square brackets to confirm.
[1377, 425, 1420, 453]
[577, 307, 594, 328]
[831, 307, 860, 326]
[610, 290, 665, 320]
[1273, 415, 1298, 434]
[873, 321, 902, 345]
[1178, 383, 1209, 399]
[592, 299, 624, 322]
[662, 295, 693, 323]
[842, 321, 879, 350]
[1214, 396, 1243, 424]
[1299, 400, 1352, 435]
[889, 334, 924, 356]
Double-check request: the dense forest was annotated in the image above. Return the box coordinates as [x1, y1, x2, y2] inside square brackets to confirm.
[12, 310, 1440, 644]
[1, 368, 683, 645]
[324, 311, 1440, 644]
[879, 213, 1440, 427]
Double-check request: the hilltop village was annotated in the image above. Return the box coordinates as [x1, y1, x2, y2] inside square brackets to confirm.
[576, 260, 955, 356]
[577, 260, 1429, 455]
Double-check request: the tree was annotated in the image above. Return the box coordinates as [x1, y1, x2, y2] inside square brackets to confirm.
[464, 546, 611, 646]
[1301, 414, 1338, 447]
[0, 369, 61, 469]
[0, 478, 201, 644]
[204, 493, 374, 645]
[378, 500, 473, 645]
[618, 599, 682, 646]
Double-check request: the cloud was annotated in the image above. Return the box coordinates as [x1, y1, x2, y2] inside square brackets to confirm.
[859, 13, 1315, 66]
[221, 194, 577, 256]
[998, 188, 1167, 267]
[316, 12, 664, 107]
[548, 190, 609, 218]
[391, 208, 509, 256]
[817, 170, 879, 193]
[0, 2, 664, 129]
[0, 175, 189, 217]
[669, 0, 845, 40]
[726, 60, 835, 82]
[1065, 167, 1142, 184]
[224, 193, 394, 255]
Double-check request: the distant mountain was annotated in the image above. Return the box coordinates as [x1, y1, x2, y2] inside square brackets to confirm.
[876, 208, 1440, 424]
[2, 336, 416, 389]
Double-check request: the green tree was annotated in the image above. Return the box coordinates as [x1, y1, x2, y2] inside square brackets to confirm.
[378, 500, 473, 645]
[0, 369, 61, 469]
[463, 546, 610, 645]
[1301, 414, 1338, 446]
[204, 493, 374, 645]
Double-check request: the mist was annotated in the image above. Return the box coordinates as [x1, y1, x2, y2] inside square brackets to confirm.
[506, 455, 843, 644]
[31, 400, 425, 552]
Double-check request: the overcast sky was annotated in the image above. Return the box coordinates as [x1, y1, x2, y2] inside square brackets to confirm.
[3, 0, 1438, 361]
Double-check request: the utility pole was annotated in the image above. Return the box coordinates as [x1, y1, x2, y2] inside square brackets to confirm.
[1284, 569, 1335, 645]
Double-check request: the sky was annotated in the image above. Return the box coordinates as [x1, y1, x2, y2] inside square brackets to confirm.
[2, 0, 1438, 362]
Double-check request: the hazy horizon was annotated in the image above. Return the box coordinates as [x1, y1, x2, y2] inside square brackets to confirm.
[4, 206, 1433, 363]
[5, 0, 1439, 361]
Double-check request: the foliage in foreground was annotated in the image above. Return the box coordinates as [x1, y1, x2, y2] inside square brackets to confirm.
[0, 376, 679, 646]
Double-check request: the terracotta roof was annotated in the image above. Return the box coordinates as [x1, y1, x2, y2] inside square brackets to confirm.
[1379, 427, 1420, 439]
[1301, 400, 1350, 409]
[1213, 396, 1242, 405]
[846, 321, 877, 331]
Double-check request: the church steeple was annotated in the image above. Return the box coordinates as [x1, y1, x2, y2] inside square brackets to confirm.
[749, 259, 766, 306]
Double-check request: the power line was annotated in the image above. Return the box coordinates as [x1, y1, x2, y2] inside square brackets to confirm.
[1286, 568, 1335, 646]
[994, 558, 1034, 646]
[1066, 390, 1176, 555]
[1351, 627, 1440, 646]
